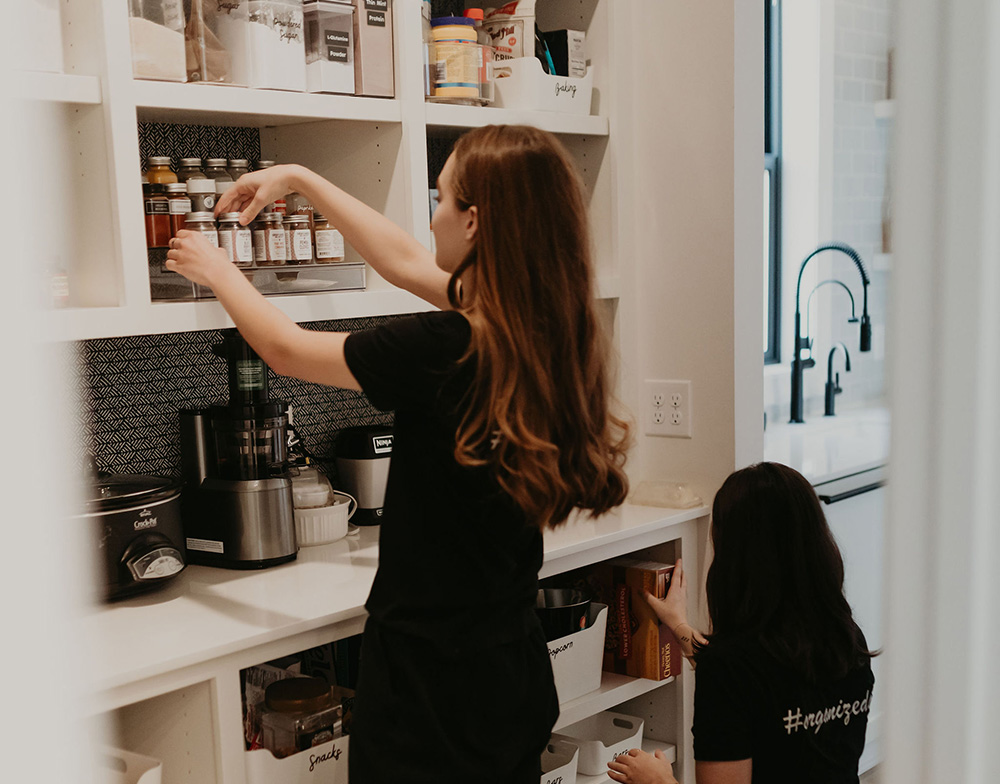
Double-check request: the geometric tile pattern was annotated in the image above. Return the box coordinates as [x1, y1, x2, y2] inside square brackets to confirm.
[138, 121, 262, 174]
[73, 316, 400, 480]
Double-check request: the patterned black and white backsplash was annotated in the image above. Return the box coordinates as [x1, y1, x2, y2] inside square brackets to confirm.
[74, 317, 397, 480]
[138, 121, 262, 173]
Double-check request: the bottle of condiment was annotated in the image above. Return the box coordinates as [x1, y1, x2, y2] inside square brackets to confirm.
[218, 213, 254, 268]
[204, 158, 233, 185]
[258, 161, 286, 214]
[183, 212, 220, 248]
[146, 156, 177, 184]
[312, 214, 345, 263]
[286, 215, 313, 264]
[177, 158, 206, 183]
[228, 158, 250, 180]
[260, 677, 342, 760]
[166, 183, 192, 239]
[187, 179, 217, 213]
[143, 183, 171, 248]
[259, 212, 286, 266]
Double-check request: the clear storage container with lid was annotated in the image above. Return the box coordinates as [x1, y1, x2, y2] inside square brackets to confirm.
[129, 0, 187, 82]
[185, 0, 250, 85]
[178, 158, 206, 182]
[261, 677, 342, 759]
[146, 156, 177, 184]
[247, 0, 307, 92]
[303, 0, 355, 95]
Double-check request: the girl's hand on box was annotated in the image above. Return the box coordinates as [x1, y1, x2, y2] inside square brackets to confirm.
[607, 748, 679, 784]
[165, 230, 231, 288]
[215, 164, 300, 226]
[644, 557, 688, 631]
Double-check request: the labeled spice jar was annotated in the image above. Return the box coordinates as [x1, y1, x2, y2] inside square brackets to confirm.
[312, 214, 345, 263]
[285, 215, 314, 264]
[146, 157, 178, 184]
[143, 183, 171, 248]
[286, 192, 314, 229]
[261, 677, 342, 759]
[218, 213, 254, 268]
[228, 159, 250, 180]
[166, 182, 192, 239]
[177, 158, 206, 183]
[256, 212, 287, 265]
[184, 211, 220, 248]
[204, 158, 233, 185]
[187, 178, 217, 213]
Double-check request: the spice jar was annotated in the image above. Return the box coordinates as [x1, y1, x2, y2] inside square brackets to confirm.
[183, 212, 220, 248]
[256, 212, 287, 266]
[228, 159, 250, 180]
[287, 192, 315, 230]
[187, 179, 217, 213]
[143, 183, 171, 248]
[218, 213, 254, 268]
[312, 214, 345, 263]
[261, 677, 342, 760]
[204, 158, 233, 185]
[146, 156, 177, 184]
[166, 183, 192, 239]
[177, 158, 206, 183]
[285, 215, 314, 264]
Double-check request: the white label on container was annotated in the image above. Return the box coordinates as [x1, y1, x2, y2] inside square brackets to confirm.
[253, 229, 267, 262]
[267, 228, 286, 260]
[219, 231, 235, 262]
[168, 198, 191, 215]
[292, 228, 313, 261]
[186, 537, 224, 554]
[315, 228, 344, 259]
[235, 228, 253, 263]
[203, 229, 220, 247]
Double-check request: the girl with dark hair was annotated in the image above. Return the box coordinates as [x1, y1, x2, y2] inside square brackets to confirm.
[608, 462, 875, 784]
[166, 125, 630, 783]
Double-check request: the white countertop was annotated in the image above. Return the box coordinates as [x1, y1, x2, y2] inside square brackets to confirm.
[763, 406, 890, 485]
[82, 503, 707, 706]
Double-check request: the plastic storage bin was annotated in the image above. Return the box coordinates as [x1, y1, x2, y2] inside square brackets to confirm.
[245, 735, 349, 784]
[96, 747, 163, 784]
[552, 711, 644, 776]
[548, 603, 608, 704]
[492, 57, 593, 115]
[304, 1, 355, 94]
[247, 0, 307, 91]
[186, 0, 251, 85]
[129, 0, 187, 82]
[540, 739, 578, 784]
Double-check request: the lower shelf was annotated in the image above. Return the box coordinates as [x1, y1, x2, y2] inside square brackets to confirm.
[554, 671, 675, 732]
[575, 740, 677, 783]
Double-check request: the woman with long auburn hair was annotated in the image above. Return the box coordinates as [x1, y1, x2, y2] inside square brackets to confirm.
[607, 462, 876, 784]
[166, 124, 630, 783]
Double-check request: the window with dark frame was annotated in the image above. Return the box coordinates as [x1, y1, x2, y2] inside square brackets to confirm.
[764, 0, 782, 364]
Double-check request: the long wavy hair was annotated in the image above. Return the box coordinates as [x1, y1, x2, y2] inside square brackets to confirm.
[700, 462, 877, 681]
[444, 125, 630, 529]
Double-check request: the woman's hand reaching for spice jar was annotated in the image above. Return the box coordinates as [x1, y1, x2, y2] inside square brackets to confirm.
[214, 164, 301, 226]
[165, 230, 233, 289]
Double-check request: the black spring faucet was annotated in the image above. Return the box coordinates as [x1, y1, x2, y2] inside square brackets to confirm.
[824, 343, 851, 416]
[790, 243, 872, 423]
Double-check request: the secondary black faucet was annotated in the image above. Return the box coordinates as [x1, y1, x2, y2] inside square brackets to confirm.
[790, 242, 871, 423]
[824, 343, 851, 416]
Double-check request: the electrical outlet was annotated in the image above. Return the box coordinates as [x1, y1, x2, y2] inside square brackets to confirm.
[644, 379, 692, 438]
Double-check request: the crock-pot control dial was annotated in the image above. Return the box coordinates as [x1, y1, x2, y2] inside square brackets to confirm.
[126, 547, 185, 581]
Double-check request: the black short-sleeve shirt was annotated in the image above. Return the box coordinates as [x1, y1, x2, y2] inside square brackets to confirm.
[693, 634, 875, 783]
[343, 311, 543, 648]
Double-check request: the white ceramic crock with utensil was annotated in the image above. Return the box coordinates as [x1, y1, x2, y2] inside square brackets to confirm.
[293, 490, 357, 546]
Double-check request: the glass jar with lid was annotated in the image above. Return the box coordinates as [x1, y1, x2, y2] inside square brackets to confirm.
[166, 182, 192, 239]
[183, 212, 220, 248]
[312, 214, 345, 263]
[285, 215, 314, 264]
[261, 677, 342, 759]
[187, 179, 217, 213]
[257, 212, 287, 266]
[143, 183, 171, 248]
[218, 213, 254, 268]
[228, 159, 250, 180]
[177, 158, 206, 183]
[204, 158, 234, 185]
[146, 156, 177, 184]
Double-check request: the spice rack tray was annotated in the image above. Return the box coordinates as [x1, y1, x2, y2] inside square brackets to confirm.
[424, 102, 609, 137]
[19, 71, 102, 105]
[132, 80, 401, 128]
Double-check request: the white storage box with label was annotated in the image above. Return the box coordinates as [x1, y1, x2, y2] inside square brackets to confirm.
[552, 711, 644, 776]
[492, 57, 593, 115]
[548, 602, 607, 704]
[304, 1, 355, 93]
[540, 739, 578, 784]
[97, 747, 163, 784]
[246, 735, 349, 784]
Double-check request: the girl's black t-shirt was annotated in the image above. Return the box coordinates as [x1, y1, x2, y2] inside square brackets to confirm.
[343, 310, 543, 649]
[693, 633, 875, 783]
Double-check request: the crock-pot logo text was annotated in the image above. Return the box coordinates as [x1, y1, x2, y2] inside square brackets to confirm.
[308, 744, 343, 772]
[134, 509, 158, 530]
[372, 435, 393, 454]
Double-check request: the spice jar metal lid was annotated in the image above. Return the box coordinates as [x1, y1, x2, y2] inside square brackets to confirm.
[285, 215, 310, 225]
[147, 156, 172, 166]
[265, 677, 335, 715]
[228, 158, 250, 166]
[218, 212, 243, 223]
[187, 179, 217, 194]
[179, 157, 202, 166]
[144, 183, 167, 195]
[261, 211, 282, 221]
[205, 158, 228, 167]
[184, 211, 217, 224]
[166, 183, 188, 193]
[257, 160, 276, 168]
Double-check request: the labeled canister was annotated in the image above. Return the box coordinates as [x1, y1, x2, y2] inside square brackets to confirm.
[431, 17, 479, 99]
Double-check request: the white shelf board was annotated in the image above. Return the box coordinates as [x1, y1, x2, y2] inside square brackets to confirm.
[425, 102, 609, 136]
[553, 672, 674, 732]
[132, 80, 401, 127]
[49, 287, 435, 341]
[874, 99, 896, 119]
[575, 741, 677, 783]
[19, 71, 102, 105]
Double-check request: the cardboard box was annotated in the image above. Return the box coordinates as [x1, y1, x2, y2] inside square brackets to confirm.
[606, 559, 680, 681]
[351, 0, 393, 97]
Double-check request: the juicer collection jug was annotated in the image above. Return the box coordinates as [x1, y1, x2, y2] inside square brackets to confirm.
[180, 332, 297, 569]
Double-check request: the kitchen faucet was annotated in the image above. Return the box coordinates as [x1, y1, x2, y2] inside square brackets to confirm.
[824, 343, 851, 416]
[790, 243, 871, 423]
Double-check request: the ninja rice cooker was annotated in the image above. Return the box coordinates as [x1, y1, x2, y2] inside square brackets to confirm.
[81, 473, 187, 601]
